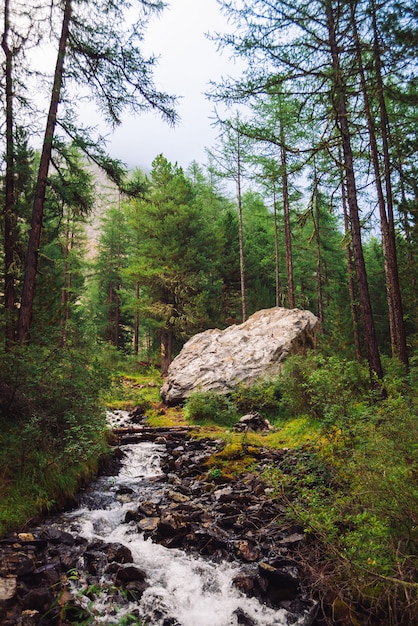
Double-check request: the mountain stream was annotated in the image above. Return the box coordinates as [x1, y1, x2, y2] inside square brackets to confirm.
[11, 411, 317, 626]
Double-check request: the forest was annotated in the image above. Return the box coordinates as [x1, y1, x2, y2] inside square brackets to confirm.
[0, 0, 417, 624]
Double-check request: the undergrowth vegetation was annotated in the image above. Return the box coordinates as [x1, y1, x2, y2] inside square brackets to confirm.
[0, 345, 111, 534]
[184, 353, 418, 625]
[0, 345, 416, 624]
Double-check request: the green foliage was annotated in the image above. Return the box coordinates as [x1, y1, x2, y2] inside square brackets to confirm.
[0, 345, 110, 534]
[230, 377, 283, 418]
[124, 154, 223, 346]
[260, 353, 418, 624]
[277, 353, 371, 429]
[184, 390, 237, 427]
[364, 238, 392, 356]
[90, 204, 134, 349]
[184, 377, 284, 429]
[101, 372, 161, 410]
[265, 445, 335, 495]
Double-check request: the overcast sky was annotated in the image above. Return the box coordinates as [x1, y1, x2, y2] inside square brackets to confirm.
[105, 0, 241, 173]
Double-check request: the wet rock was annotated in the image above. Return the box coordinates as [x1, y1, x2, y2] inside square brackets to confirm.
[258, 560, 300, 603]
[103, 543, 133, 564]
[129, 406, 147, 423]
[156, 512, 190, 539]
[233, 607, 257, 625]
[138, 517, 160, 533]
[20, 609, 40, 625]
[59, 548, 79, 572]
[17, 533, 35, 542]
[41, 527, 75, 546]
[98, 446, 126, 476]
[83, 550, 108, 576]
[233, 571, 258, 596]
[138, 500, 160, 517]
[191, 528, 230, 557]
[281, 599, 319, 626]
[167, 489, 190, 503]
[124, 509, 139, 523]
[115, 564, 147, 584]
[124, 579, 147, 600]
[15, 558, 35, 578]
[117, 485, 135, 495]
[0, 576, 17, 602]
[22, 587, 53, 611]
[235, 540, 260, 562]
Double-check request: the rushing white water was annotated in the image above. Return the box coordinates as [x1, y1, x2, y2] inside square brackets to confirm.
[57, 412, 312, 625]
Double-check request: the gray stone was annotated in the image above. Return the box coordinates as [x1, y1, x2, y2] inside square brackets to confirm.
[0, 576, 17, 603]
[234, 412, 273, 432]
[160, 307, 319, 404]
[167, 489, 191, 503]
[138, 517, 160, 532]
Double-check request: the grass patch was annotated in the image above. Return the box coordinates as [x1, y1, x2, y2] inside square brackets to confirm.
[0, 414, 109, 535]
[101, 367, 162, 410]
[203, 441, 260, 479]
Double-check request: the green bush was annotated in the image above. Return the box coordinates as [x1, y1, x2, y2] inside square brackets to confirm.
[184, 390, 237, 427]
[0, 345, 111, 534]
[230, 377, 283, 418]
[266, 360, 418, 625]
[277, 354, 371, 428]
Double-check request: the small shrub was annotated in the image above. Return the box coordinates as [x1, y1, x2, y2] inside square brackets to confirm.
[230, 378, 283, 418]
[184, 390, 237, 427]
[278, 354, 370, 428]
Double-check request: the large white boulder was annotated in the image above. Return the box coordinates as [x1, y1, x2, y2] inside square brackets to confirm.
[160, 307, 319, 405]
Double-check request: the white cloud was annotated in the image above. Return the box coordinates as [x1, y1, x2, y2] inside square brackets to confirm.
[106, 0, 241, 172]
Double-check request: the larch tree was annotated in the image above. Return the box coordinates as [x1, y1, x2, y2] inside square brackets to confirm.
[1, 0, 38, 347]
[211, 0, 385, 382]
[207, 114, 254, 322]
[325, 0, 383, 381]
[348, 0, 408, 366]
[15, 0, 177, 343]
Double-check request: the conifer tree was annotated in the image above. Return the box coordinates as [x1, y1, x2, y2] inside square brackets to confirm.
[14, 0, 177, 343]
[127, 155, 220, 373]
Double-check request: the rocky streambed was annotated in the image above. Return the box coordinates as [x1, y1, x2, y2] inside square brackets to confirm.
[0, 410, 318, 626]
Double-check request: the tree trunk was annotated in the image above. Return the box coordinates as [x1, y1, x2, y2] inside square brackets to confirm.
[313, 163, 324, 330]
[326, 0, 383, 382]
[17, 0, 72, 343]
[114, 289, 120, 349]
[272, 188, 281, 307]
[134, 281, 140, 354]
[350, 0, 408, 366]
[236, 132, 247, 321]
[2, 0, 17, 349]
[59, 217, 71, 348]
[108, 284, 114, 343]
[397, 162, 417, 313]
[280, 121, 295, 308]
[161, 327, 173, 376]
[370, 0, 408, 366]
[340, 154, 362, 361]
